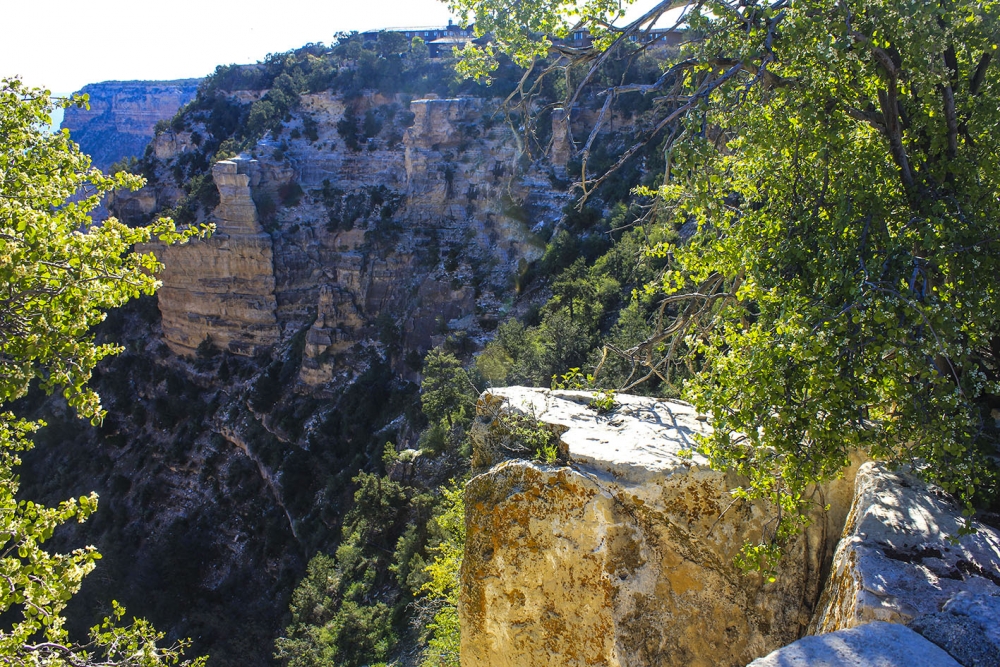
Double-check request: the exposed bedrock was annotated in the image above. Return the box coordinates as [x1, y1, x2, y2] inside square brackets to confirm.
[137, 93, 569, 375]
[810, 462, 1000, 666]
[62, 79, 200, 171]
[461, 388, 1000, 667]
[154, 159, 280, 356]
[461, 387, 859, 667]
[747, 621, 962, 667]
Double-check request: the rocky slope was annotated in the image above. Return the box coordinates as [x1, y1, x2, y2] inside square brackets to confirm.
[464, 388, 1000, 667]
[21, 56, 585, 667]
[62, 79, 200, 171]
[17, 35, 679, 666]
[128, 89, 572, 384]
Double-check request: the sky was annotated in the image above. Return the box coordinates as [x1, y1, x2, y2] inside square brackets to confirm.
[2, 0, 666, 94]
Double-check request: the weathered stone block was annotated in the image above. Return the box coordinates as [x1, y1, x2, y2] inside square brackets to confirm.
[809, 463, 1000, 634]
[461, 387, 859, 667]
[747, 621, 962, 667]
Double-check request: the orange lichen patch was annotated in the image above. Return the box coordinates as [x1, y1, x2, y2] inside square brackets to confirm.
[607, 525, 646, 580]
[663, 558, 706, 596]
[462, 461, 621, 666]
[660, 478, 726, 530]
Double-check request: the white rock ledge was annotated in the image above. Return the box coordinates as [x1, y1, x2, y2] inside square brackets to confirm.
[484, 386, 712, 487]
[811, 462, 1000, 633]
[747, 621, 962, 667]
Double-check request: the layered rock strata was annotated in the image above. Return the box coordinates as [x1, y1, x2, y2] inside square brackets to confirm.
[62, 79, 200, 171]
[154, 159, 280, 356]
[133, 92, 570, 378]
[461, 387, 860, 667]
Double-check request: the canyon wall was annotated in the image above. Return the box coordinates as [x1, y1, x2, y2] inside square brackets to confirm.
[62, 79, 200, 171]
[130, 90, 571, 385]
[154, 159, 280, 356]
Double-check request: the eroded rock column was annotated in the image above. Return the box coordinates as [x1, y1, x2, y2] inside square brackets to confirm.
[155, 158, 280, 356]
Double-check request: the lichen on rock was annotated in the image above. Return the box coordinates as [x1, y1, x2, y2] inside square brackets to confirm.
[460, 387, 859, 667]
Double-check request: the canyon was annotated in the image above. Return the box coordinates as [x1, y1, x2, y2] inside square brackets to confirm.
[62, 79, 200, 171]
[25, 40, 999, 667]
[25, 57, 583, 667]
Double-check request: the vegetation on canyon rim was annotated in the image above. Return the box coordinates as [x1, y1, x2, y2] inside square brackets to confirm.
[7, 0, 1000, 664]
[449, 0, 1000, 571]
[0, 78, 210, 666]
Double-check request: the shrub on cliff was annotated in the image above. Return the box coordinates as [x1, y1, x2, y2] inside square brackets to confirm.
[0, 78, 208, 667]
[275, 470, 410, 667]
[450, 0, 1000, 568]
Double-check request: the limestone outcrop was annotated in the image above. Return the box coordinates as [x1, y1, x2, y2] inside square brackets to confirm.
[747, 621, 962, 667]
[808, 462, 1000, 665]
[62, 79, 200, 171]
[154, 159, 280, 356]
[131, 90, 571, 378]
[810, 462, 1000, 632]
[461, 387, 859, 667]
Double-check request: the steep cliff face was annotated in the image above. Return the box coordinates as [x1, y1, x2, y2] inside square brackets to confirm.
[22, 68, 579, 666]
[62, 80, 200, 171]
[30, 47, 650, 666]
[127, 89, 569, 386]
[154, 159, 280, 355]
[462, 388, 859, 667]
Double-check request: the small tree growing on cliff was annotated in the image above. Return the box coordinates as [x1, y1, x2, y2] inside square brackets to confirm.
[445, 0, 1000, 568]
[421, 348, 476, 428]
[0, 77, 208, 666]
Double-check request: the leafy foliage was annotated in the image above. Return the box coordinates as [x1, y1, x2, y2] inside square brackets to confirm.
[449, 0, 1000, 563]
[275, 471, 407, 667]
[418, 483, 465, 667]
[477, 220, 664, 390]
[422, 349, 476, 428]
[0, 78, 207, 667]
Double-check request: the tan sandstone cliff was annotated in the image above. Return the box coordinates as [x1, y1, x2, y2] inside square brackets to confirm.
[125, 91, 570, 385]
[62, 79, 200, 171]
[154, 159, 280, 356]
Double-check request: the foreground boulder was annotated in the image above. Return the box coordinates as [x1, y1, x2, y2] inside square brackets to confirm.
[460, 388, 859, 667]
[747, 621, 961, 667]
[810, 462, 1000, 665]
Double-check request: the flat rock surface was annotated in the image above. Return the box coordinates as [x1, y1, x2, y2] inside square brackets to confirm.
[747, 621, 962, 666]
[485, 387, 712, 486]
